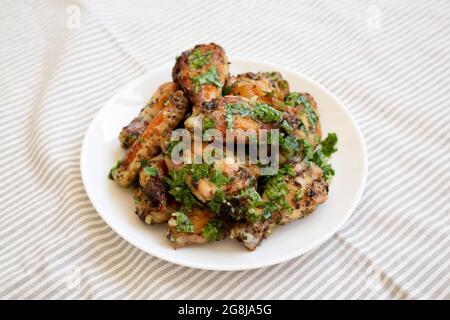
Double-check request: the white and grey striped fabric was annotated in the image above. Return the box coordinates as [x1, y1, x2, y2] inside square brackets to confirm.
[0, 0, 449, 299]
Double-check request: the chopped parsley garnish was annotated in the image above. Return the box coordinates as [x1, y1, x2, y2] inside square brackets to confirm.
[191, 66, 222, 94]
[224, 102, 251, 128]
[261, 170, 291, 219]
[285, 92, 318, 127]
[201, 219, 222, 241]
[320, 132, 338, 157]
[279, 163, 296, 176]
[143, 166, 158, 177]
[224, 102, 282, 128]
[164, 168, 200, 210]
[304, 104, 318, 127]
[188, 48, 212, 69]
[279, 134, 301, 157]
[203, 117, 216, 130]
[108, 160, 121, 179]
[307, 133, 338, 181]
[190, 164, 210, 181]
[280, 120, 293, 133]
[252, 103, 283, 123]
[207, 189, 226, 214]
[173, 212, 194, 233]
[167, 140, 181, 154]
[240, 187, 263, 208]
[210, 170, 229, 187]
[222, 85, 233, 95]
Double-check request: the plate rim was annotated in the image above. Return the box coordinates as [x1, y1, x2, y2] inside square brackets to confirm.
[80, 57, 368, 271]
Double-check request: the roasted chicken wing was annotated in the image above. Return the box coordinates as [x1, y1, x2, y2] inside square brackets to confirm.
[133, 155, 178, 224]
[111, 90, 189, 187]
[172, 43, 229, 106]
[119, 82, 179, 148]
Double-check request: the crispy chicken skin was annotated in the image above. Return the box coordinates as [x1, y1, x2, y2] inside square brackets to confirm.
[133, 155, 177, 224]
[166, 208, 221, 248]
[172, 43, 229, 105]
[119, 82, 179, 148]
[226, 72, 289, 110]
[112, 90, 189, 187]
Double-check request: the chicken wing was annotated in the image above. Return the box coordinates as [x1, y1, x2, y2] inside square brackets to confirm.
[184, 95, 282, 137]
[268, 161, 328, 225]
[226, 72, 289, 110]
[111, 90, 189, 187]
[119, 82, 179, 148]
[133, 155, 178, 224]
[172, 43, 229, 106]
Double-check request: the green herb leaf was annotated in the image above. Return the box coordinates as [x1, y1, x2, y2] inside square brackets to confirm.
[173, 211, 194, 233]
[164, 168, 200, 210]
[210, 170, 229, 187]
[261, 169, 292, 219]
[188, 48, 212, 69]
[143, 166, 158, 177]
[280, 120, 293, 134]
[320, 132, 338, 157]
[252, 103, 283, 123]
[201, 219, 222, 241]
[304, 104, 318, 127]
[279, 164, 296, 176]
[222, 85, 233, 95]
[108, 160, 121, 179]
[190, 164, 210, 182]
[191, 66, 222, 94]
[203, 117, 216, 131]
[167, 140, 180, 154]
[279, 134, 301, 157]
[207, 189, 226, 214]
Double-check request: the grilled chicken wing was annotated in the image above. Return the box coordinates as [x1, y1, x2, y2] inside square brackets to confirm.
[172, 43, 229, 106]
[226, 72, 289, 110]
[184, 96, 281, 137]
[269, 161, 328, 224]
[133, 155, 177, 224]
[111, 90, 189, 187]
[166, 208, 224, 248]
[119, 82, 179, 148]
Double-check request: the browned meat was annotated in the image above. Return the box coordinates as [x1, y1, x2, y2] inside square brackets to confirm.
[226, 72, 289, 110]
[111, 90, 189, 187]
[133, 155, 177, 224]
[119, 82, 179, 148]
[229, 219, 276, 251]
[172, 43, 229, 106]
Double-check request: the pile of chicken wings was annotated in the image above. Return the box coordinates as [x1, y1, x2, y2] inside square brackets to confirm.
[109, 43, 337, 250]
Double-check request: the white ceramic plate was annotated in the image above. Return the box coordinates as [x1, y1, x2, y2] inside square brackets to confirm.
[80, 58, 367, 271]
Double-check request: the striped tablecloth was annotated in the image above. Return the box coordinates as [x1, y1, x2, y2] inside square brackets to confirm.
[1, 0, 448, 299]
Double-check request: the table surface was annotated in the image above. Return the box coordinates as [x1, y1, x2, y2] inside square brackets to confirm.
[0, 0, 448, 299]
